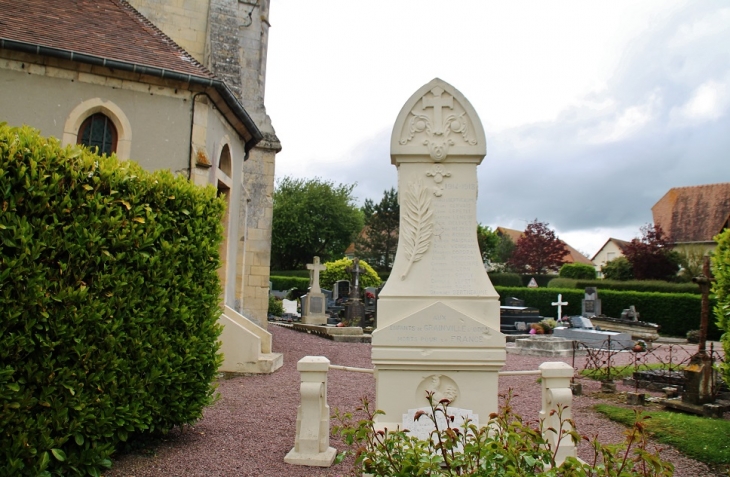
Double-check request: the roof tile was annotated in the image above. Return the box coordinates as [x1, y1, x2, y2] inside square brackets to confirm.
[0, 0, 214, 79]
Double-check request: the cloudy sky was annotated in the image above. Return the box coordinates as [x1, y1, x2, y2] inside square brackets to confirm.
[265, 1, 730, 258]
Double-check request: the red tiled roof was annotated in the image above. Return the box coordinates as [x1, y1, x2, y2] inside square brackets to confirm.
[652, 183, 730, 244]
[496, 226, 593, 265]
[0, 0, 214, 79]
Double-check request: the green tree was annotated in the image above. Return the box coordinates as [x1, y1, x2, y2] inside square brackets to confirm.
[271, 176, 363, 270]
[601, 256, 634, 280]
[559, 262, 597, 279]
[507, 219, 567, 275]
[355, 188, 399, 271]
[677, 245, 708, 282]
[476, 223, 500, 263]
[711, 228, 730, 388]
[319, 258, 381, 291]
[494, 233, 517, 270]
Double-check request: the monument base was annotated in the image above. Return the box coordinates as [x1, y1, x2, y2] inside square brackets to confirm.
[284, 447, 337, 467]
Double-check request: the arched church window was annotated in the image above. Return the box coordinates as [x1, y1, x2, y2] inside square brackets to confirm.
[218, 144, 232, 177]
[77, 113, 117, 156]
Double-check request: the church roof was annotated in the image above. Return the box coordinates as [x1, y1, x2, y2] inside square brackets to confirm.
[0, 0, 263, 149]
[651, 183, 730, 244]
[0, 0, 213, 79]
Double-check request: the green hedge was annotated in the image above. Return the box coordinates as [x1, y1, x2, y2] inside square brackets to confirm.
[495, 286, 721, 340]
[487, 272, 522, 287]
[270, 270, 310, 278]
[0, 125, 224, 476]
[547, 278, 699, 294]
[270, 275, 310, 291]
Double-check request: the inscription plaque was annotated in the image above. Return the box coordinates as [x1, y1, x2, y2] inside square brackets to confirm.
[309, 296, 324, 314]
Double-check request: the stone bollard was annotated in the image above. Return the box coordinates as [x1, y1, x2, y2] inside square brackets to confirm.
[539, 362, 578, 466]
[285, 356, 337, 467]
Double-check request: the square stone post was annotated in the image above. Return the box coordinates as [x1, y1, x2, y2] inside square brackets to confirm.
[285, 356, 337, 467]
[539, 362, 577, 465]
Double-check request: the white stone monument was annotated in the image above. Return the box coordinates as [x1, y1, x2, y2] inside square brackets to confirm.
[302, 256, 327, 325]
[371, 78, 505, 431]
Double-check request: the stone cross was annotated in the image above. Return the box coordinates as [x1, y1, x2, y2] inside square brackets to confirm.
[552, 294, 568, 320]
[422, 86, 452, 132]
[348, 258, 362, 299]
[306, 256, 326, 294]
[692, 256, 714, 355]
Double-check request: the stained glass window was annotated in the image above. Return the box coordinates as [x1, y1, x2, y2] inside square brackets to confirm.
[77, 113, 117, 155]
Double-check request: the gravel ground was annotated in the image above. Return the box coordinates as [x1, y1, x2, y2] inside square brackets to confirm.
[105, 325, 724, 477]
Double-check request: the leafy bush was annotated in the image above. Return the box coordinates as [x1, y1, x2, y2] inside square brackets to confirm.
[269, 275, 309, 292]
[686, 330, 700, 344]
[547, 278, 700, 295]
[268, 295, 284, 316]
[0, 125, 223, 476]
[487, 272, 522, 287]
[712, 227, 730, 389]
[601, 256, 634, 281]
[495, 286, 721, 339]
[334, 392, 673, 476]
[559, 263, 597, 280]
[319, 257, 381, 290]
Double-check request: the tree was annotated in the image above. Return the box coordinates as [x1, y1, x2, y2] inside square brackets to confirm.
[355, 188, 399, 271]
[477, 223, 500, 264]
[319, 258, 382, 290]
[711, 228, 730, 388]
[601, 256, 634, 281]
[507, 219, 567, 275]
[271, 176, 364, 270]
[559, 263, 596, 280]
[623, 223, 680, 281]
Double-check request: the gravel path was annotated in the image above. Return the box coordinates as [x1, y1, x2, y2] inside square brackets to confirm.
[105, 325, 722, 477]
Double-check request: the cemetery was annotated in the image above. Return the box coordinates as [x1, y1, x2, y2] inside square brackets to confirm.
[3, 81, 730, 476]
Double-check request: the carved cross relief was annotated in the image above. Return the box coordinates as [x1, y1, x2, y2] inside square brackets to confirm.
[399, 86, 478, 161]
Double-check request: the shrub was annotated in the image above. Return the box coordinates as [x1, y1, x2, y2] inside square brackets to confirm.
[686, 330, 700, 344]
[268, 295, 284, 317]
[334, 392, 674, 476]
[269, 275, 309, 292]
[495, 286, 721, 340]
[601, 256, 634, 281]
[0, 125, 223, 476]
[712, 227, 730, 389]
[547, 278, 700, 294]
[319, 257, 381, 291]
[487, 272, 522, 287]
[559, 262, 597, 280]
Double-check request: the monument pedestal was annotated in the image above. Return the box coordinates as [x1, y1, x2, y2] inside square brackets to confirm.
[372, 79, 505, 430]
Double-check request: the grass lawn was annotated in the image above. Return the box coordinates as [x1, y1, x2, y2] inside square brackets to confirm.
[594, 404, 730, 466]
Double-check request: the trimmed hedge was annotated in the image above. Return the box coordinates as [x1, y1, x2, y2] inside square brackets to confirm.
[487, 272, 522, 287]
[0, 125, 224, 476]
[520, 274, 557, 288]
[547, 278, 700, 294]
[270, 275, 309, 291]
[558, 263, 596, 279]
[495, 286, 721, 340]
[270, 270, 310, 278]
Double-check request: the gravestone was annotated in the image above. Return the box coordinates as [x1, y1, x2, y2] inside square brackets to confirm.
[371, 79, 505, 432]
[333, 280, 350, 303]
[302, 257, 327, 325]
[554, 317, 631, 350]
[581, 287, 601, 318]
[345, 258, 366, 327]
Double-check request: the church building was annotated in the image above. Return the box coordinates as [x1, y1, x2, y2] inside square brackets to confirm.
[0, 0, 282, 373]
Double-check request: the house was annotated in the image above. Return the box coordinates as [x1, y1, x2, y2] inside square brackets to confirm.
[0, 0, 282, 373]
[495, 226, 594, 268]
[590, 238, 630, 278]
[652, 183, 730, 255]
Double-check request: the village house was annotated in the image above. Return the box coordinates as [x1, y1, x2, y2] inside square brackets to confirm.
[495, 226, 593, 269]
[0, 0, 282, 373]
[590, 238, 630, 278]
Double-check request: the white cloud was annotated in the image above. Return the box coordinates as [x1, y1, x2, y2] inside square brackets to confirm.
[671, 79, 728, 123]
[582, 92, 660, 144]
[668, 7, 730, 47]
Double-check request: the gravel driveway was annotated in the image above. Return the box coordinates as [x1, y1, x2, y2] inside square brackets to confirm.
[105, 325, 722, 477]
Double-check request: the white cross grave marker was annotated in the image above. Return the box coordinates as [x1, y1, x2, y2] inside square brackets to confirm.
[306, 256, 326, 294]
[551, 294, 568, 320]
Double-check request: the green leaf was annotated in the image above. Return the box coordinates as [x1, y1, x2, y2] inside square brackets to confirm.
[74, 433, 84, 446]
[51, 448, 66, 461]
